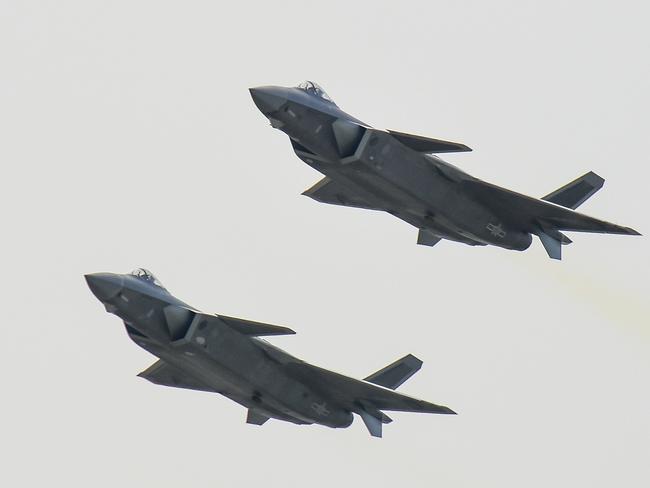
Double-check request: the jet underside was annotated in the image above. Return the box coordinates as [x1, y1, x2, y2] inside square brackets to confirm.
[125, 308, 353, 427]
[251, 82, 639, 259]
[292, 123, 533, 250]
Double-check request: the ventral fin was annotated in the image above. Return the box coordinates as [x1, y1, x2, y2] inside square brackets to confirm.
[417, 229, 442, 247]
[359, 410, 383, 438]
[246, 409, 270, 425]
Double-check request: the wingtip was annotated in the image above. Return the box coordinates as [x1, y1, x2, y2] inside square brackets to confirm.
[435, 406, 457, 415]
[404, 353, 423, 366]
[585, 170, 605, 188]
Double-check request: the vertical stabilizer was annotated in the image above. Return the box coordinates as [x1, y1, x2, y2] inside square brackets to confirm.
[542, 171, 604, 209]
[359, 410, 383, 438]
[364, 354, 423, 390]
[538, 232, 562, 260]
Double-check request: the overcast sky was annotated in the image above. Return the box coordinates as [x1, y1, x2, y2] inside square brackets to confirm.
[2, 1, 649, 487]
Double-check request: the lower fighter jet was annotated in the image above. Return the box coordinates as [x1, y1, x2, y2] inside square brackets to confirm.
[250, 81, 640, 259]
[85, 269, 455, 437]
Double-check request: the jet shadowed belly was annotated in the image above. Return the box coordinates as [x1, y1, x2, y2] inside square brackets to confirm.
[250, 81, 640, 260]
[85, 268, 455, 437]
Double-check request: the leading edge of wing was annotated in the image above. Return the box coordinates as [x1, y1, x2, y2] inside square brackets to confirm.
[388, 130, 472, 153]
[462, 179, 641, 236]
[286, 362, 455, 414]
[215, 314, 297, 337]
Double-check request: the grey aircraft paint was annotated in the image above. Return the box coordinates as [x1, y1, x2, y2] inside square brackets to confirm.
[85, 269, 455, 437]
[250, 81, 640, 259]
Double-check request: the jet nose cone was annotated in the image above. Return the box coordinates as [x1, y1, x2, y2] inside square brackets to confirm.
[249, 86, 287, 115]
[85, 273, 123, 302]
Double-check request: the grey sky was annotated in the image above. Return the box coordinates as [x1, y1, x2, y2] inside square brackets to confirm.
[1, 1, 648, 487]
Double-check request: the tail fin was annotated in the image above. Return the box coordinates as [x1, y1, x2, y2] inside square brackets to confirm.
[360, 354, 431, 437]
[358, 410, 393, 438]
[364, 354, 423, 390]
[542, 171, 604, 210]
[537, 222, 573, 260]
[540, 171, 614, 259]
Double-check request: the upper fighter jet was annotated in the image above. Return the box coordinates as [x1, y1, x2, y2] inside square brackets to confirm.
[250, 81, 640, 259]
[85, 269, 454, 437]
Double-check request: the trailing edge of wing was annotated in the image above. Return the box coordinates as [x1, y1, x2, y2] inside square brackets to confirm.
[388, 130, 472, 153]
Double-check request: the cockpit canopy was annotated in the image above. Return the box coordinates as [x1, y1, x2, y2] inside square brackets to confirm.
[296, 81, 336, 105]
[130, 268, 166, 289]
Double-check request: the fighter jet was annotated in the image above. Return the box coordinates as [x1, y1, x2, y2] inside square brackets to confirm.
[250, 81, 640, 259]
[85, 268, 455, 437]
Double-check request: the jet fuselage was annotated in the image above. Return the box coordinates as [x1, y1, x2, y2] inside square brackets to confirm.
[250, 84, 533, 250]
[250, 82, 639, 259]
[86, 271, 353, 428]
